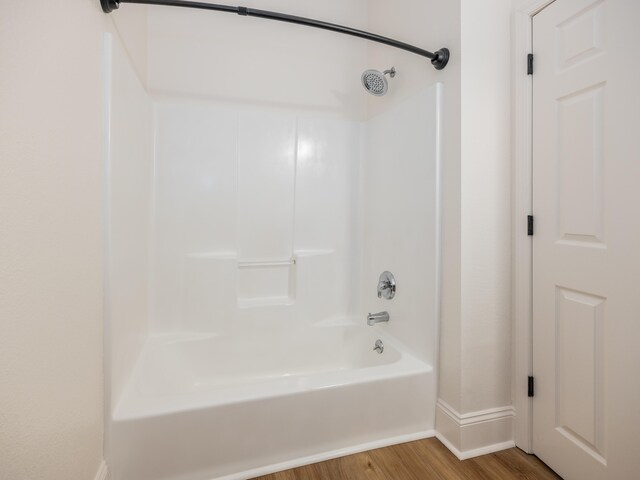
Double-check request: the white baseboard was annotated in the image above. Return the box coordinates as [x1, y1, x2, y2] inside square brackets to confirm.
[436, 433, 515, 461]
[436, 399, 515, 460]
[215, 430, 436, 480]
[94, 460, 109, 480]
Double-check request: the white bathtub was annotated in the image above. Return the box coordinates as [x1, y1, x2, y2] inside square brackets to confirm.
[111, 324, 435, 480]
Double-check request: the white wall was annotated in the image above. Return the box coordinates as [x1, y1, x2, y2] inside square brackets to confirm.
[0, 1, 108, 478]
[459, 0, 513, 414]
[434, 0, 513, 457]
[110, 5, 149, 87]
[367, 0, 513, 456]
[146, 0, 369, 118]
[366, 0, 461, 118]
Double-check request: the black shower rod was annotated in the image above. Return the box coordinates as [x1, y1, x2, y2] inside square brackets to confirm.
[100, 0, 450, 70]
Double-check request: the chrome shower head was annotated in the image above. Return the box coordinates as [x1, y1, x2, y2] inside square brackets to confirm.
[361, 67, 396, 96]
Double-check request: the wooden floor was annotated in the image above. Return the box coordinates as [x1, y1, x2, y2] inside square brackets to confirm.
[253, 438, 561, 480]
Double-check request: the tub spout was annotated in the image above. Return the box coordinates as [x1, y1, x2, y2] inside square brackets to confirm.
[367, 311, 389, 326]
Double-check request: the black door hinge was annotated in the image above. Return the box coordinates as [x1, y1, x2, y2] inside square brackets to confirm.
[527, 215, 534, 236]
[527, 54, 534, 75]
[528, 376, 535, 397]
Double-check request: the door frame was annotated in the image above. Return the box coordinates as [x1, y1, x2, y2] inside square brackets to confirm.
[512, 0, 556, 454]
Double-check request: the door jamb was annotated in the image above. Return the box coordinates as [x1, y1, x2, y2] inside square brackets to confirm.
[512, 0, 556, 454]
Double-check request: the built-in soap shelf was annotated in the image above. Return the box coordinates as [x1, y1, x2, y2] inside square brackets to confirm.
[237, 256, 296, 309]
[185, 249, 336, 311]
[236, 250, 337, 309]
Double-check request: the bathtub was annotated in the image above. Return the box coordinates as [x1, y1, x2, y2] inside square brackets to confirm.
[111, 323, 435, 480]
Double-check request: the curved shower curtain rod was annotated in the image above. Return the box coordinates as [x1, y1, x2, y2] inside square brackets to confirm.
[100, 0, 450, 70]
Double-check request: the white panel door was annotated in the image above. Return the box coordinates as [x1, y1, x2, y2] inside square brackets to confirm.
[532, 1, 640, 479]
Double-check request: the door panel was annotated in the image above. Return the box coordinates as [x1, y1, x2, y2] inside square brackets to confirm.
[532, 0, 640, 478]
[554, 287, 606, 463]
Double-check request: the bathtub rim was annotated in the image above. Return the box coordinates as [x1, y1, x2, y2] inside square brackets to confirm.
[113, 329, 433, 422]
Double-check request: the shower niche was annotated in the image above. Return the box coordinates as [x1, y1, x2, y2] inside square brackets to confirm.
[182, 253, 297, 329]
[236, 258, 296, 308]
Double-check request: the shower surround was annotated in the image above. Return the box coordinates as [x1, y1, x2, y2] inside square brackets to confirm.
[105, 4, 442, 479]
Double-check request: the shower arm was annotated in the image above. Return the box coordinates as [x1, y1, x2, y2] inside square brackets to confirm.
[100, 0, 450, 70]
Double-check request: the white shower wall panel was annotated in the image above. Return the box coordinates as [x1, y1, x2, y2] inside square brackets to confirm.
[182, 254, 237, 333]
[105, 33, 153, 408]
[237, 112, 296, 261]
[295, 118, 361, 251]
[151, 103, 363, 333]
[294, 118, 364, 321]
[362, 85, 442, 365]
[153, 104, 238, 331]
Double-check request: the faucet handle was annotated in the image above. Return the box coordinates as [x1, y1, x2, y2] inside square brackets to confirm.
[377, 283, 389, 298]
[376, 271, 396, 300]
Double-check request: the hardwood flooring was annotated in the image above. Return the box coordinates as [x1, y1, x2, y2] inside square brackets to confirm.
[253, 438, 561, 480]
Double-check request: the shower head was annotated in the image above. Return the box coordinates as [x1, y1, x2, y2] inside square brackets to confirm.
[361, 67, 396, 96]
